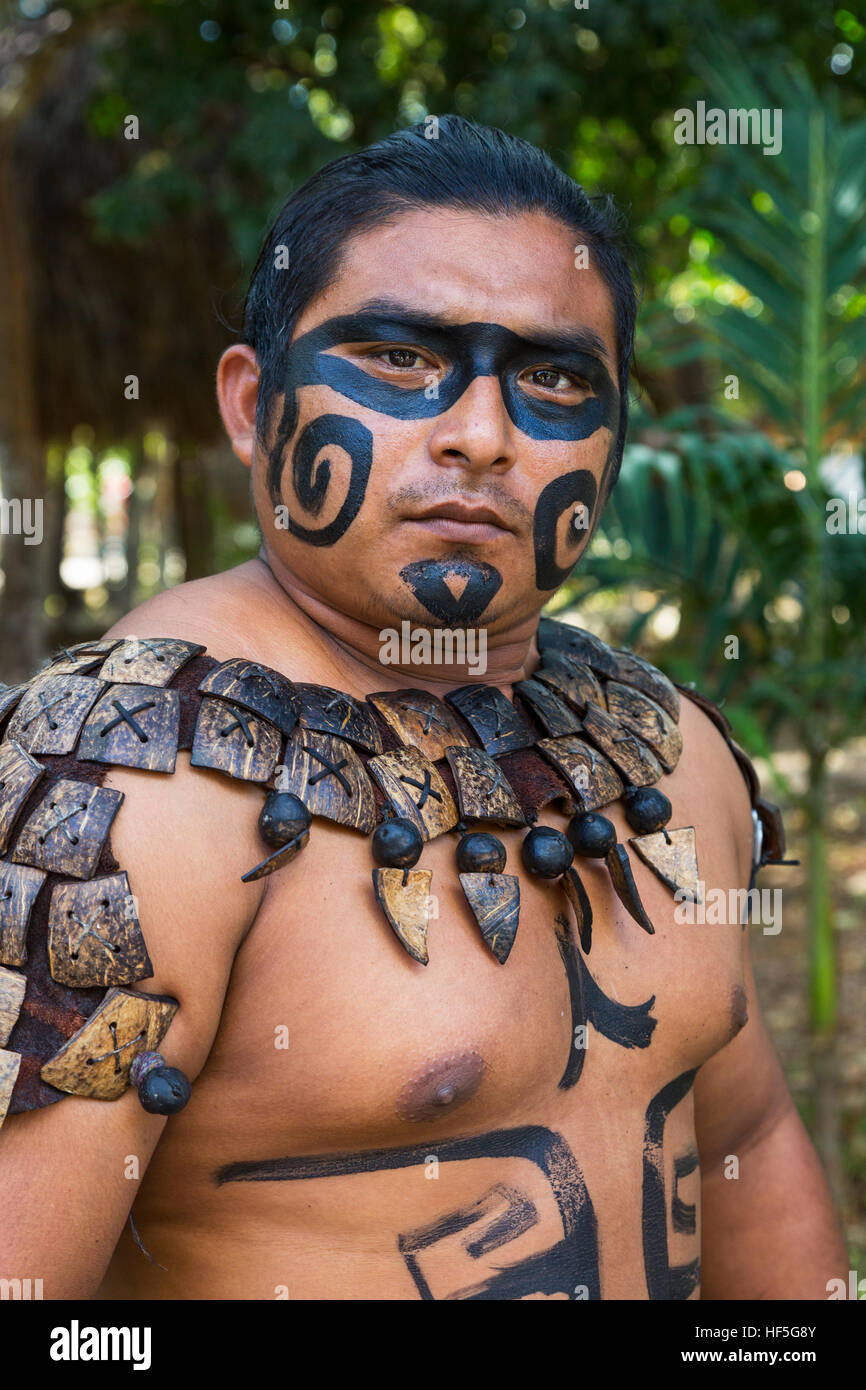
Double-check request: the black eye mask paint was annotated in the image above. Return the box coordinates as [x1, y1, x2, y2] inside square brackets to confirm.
[266, 308, 620, 507]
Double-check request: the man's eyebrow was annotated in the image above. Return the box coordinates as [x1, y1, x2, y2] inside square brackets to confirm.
[342, 297, 613, 363]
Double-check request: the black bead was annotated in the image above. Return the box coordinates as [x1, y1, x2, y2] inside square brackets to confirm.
[521, 825, 573, 878]
[372, 817, 424, 868]
[567, 812, 617, 858]
[623, 787, 672, 834]
[137, 1065, 192, 1116]
[259, 791, 312, 848]
[456, 831, 507, 875]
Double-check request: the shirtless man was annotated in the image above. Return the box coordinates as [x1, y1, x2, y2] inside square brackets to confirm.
[0, 117, 846, 1300]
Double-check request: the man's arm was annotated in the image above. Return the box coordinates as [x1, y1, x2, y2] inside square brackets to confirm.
[0, 757, 267, 1298]
[695, 929, 848, 1299]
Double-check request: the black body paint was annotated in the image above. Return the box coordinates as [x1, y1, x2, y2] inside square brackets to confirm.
[399, 1183, 541, 1297]
[642, 1069, 701, 1299]
[672, 1152, 699, 1235]
[578, 951, 657, 1051]
[284, 414, 373, 547]
[462, 1186, 538, 1259]
[399, 558, 502, 625]
[554, 911, 656, 1089]
[534, 469, 599, 590]
[216, 1123, 600, 1301]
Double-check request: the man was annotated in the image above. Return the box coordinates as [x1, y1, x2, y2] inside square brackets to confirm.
[0, 117, 846, 1300]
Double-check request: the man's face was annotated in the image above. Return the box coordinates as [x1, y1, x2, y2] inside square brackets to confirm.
[252, 207, 620, 636]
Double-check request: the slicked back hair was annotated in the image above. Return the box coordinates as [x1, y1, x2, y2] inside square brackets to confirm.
[242, 115, 639, 487]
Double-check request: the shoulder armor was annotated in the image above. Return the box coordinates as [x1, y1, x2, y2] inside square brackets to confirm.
[0, 625, 788, 1125]
[0, 642, 219, 1124]
[537, 615, 786, 875]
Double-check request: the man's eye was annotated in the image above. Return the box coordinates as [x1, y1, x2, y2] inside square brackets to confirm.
[526, 367, 587, 393]
[382, 348, 426, 369]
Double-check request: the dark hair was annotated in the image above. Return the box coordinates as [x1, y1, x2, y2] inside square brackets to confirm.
[242, 114, 638, 484]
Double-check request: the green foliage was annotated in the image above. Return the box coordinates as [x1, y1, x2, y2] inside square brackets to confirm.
[647, 41, 866, 436]
[29, 0, 858, 278]
[573, 415, 866, 755]
[590, 42, 866, 1049]
[632, 47, 866, 747]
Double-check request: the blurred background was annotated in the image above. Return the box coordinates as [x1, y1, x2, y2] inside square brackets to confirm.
[0, 0, 864, 1277]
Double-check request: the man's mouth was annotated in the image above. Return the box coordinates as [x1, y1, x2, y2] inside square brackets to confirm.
[403, 501, 516, 543]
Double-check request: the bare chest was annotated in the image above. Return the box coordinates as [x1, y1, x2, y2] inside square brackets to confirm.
[200, 810, 746, 1155]
[128, 811, 745, 1300]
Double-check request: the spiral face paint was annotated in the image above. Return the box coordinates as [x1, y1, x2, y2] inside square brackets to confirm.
[286, 414, 373, 548]
[533, 469, 599, 590]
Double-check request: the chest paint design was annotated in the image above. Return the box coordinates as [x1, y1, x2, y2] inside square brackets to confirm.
[642, 1068, 701, 1300]
[213, 906, 671, 1300]
[217, 1124, 601, 1301]
[215, 1068, 700, 1300]
[554, 910, 656, 1090]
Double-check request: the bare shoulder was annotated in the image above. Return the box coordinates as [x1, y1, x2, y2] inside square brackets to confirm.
[665, 688, 755, 890]
[101, 559, 286, 660]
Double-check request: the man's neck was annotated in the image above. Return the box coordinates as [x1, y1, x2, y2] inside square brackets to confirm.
[254, 550, 544, 697]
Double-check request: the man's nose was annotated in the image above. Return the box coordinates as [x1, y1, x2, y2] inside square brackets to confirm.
[427, 374, 516, 474]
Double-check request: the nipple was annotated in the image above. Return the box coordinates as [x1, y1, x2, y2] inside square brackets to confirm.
[729, 984, 749, 1040]
[395, 1050, 486, 1123]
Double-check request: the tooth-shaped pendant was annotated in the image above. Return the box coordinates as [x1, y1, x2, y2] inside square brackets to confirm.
[629, 827, 701, 902]
[561, 865, 593, 954]
[606, 844, 655, 935]
[459, 872, 520, 964]
[241, 830, 309, 882]
[372, 867, 432, 965]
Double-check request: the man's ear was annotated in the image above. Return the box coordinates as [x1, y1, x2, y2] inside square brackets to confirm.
[217, 344, 261, 470]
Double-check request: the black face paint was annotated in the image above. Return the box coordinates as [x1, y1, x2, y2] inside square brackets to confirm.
[399, 558, 502, 626]
[533, 469, 599, 590]
[215, 1124, 601, 1301]
[267, 304, 619, 513]
[642, 1069, 701, 1300]
[283, 414, 373, 547]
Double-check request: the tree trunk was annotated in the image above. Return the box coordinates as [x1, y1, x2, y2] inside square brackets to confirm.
[0, 125, 48, 681]
[175, 441, 214, 581]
